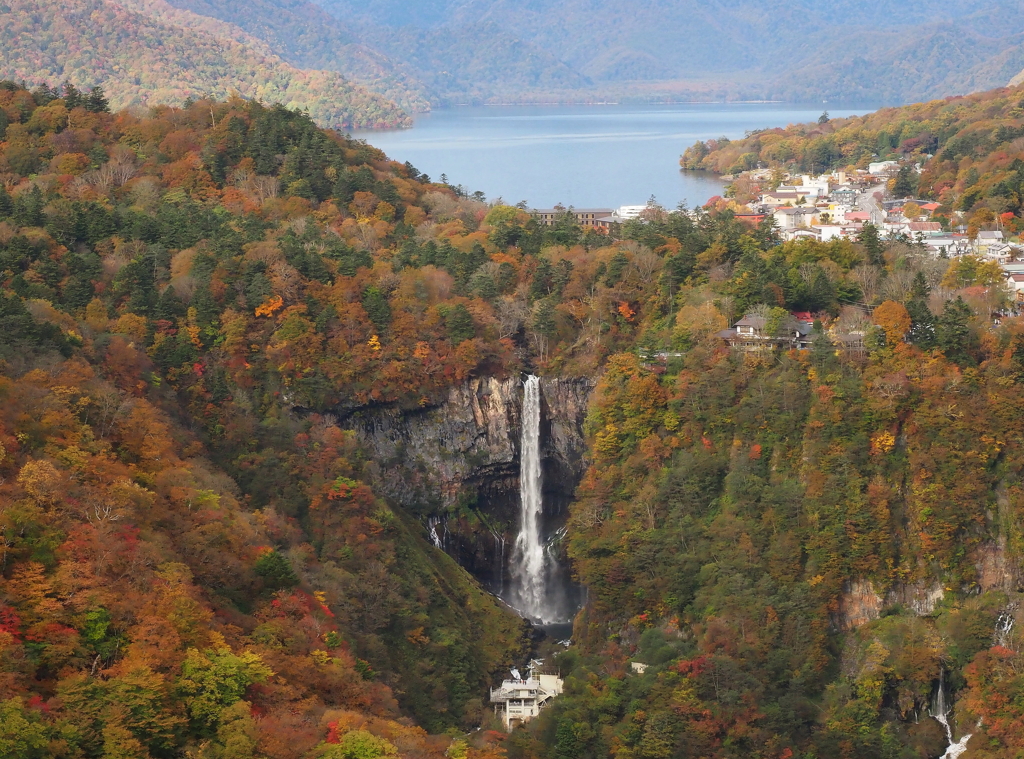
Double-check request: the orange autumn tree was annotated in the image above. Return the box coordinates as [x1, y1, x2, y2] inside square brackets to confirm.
[872, 300, 911, 347]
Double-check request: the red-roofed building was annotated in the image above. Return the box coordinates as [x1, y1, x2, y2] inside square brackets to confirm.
[735, 213, 766, 225]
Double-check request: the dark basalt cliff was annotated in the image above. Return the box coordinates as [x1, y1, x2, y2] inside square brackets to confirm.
[336, 376, 595, 594]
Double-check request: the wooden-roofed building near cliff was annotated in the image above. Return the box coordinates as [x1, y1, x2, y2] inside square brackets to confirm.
[717, 313, 815, 352]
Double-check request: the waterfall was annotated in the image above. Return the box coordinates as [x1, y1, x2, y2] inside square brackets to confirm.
[490, 529, 506, 595]
[510, 375, 558, 624]
[931, 671, 973, 759]
[427, 516, 446, 550]
[994, 603, 1017, 647]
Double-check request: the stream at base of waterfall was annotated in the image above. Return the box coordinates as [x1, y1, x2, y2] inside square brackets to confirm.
[931, 671, 975, 759]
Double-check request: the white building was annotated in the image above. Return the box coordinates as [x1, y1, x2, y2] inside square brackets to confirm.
[816, 223, 863, 242]
[773, 206, 819, 231]
[617, 205, 649, 219]
[490, 665, 563, 731]
[868, 160, 900, 176]
[921, 235, 970, 258]
[983, 242, 1018, 264]
[1006, 273, 1024, 303]
[975, 230, 1005, 256]
[798, 175, 831, 197]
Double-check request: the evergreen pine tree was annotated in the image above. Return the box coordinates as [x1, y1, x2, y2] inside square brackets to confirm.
[61, 81, 83, 110]
[12, 185, 45, 228]
[84, 86, 110, 113]
[254, 549, 299, 589]
[905, 271, 935, 347]
[529, 258, 553, 300]
[809, 269, 837, 313]
[858, 223, 885, 267]
[361, 286, 392, 332]
[531, 297, 557, 338]
[445, 304, 475, 343]
[936, 296, 974, 365]
[0, 184, 12, 218]
[892, 165, 917, 198]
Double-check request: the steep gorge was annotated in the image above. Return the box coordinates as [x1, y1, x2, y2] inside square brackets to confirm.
[334, 375, 593, 617]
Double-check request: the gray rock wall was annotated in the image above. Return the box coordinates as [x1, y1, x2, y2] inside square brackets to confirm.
[337, 375, 595, 592]
[832, 538, 1024, 631]
[342, 375, 594, 512]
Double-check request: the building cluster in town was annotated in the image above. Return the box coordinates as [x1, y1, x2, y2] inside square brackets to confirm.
[531, 162, 1024, 355]
[733, 163, 1012, 255]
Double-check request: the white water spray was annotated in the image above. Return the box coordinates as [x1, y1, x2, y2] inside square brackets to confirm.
[931, 671, 973, 759]
[994, 603, 1017, 647]
[510, 375, 556, 623]
[427, 516, 445, 550]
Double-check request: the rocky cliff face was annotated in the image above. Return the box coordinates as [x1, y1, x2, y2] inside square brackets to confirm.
[336, 375, 595, 594]
[833, 538, 1024, 631]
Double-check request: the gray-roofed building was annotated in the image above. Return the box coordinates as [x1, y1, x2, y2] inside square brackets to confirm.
[718, 313, 814, 351]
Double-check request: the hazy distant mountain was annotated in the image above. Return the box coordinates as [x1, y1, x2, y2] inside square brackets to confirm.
[20, 0, 1024, 110]
[0, 0, 410, 129]
[160, 0, 431, 112]
[307, 0, 1024, 104]
[156, 0, 587, 106]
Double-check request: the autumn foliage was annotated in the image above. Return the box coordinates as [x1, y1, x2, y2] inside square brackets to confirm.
[7, 78, 1024, 759]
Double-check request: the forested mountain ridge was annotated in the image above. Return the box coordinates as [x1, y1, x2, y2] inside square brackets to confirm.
[12, 0, 1024, 114]
[305, 0, 1024, 104]
[0, 76, 721, 758]
[157, 0, 431, 114]
[6, 74, 1024, 758]
[0, 0, 410, 130]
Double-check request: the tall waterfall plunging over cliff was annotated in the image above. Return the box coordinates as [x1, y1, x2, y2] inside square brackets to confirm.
[510, 375, 553, 623]
[337, 374, 588, 625]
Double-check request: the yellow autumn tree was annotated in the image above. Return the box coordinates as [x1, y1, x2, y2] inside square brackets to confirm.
[872, 301, 911, 347]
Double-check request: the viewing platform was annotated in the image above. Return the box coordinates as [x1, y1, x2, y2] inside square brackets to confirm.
[490, 669, 563, 731]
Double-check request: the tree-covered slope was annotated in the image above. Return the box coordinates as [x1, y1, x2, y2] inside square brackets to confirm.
[0, 83, 538, 758]
[0, 0, 410, 130]
[541, 342, 1024, 757]
[7, 72, 1024, 759]
[159, 0, 431, 114]
[0, 76, 735, 757]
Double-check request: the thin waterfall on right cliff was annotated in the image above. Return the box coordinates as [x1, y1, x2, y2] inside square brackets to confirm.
[931, 670, 973, 759]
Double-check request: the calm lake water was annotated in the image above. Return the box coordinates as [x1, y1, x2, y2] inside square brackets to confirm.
[352, 103, 874, 210]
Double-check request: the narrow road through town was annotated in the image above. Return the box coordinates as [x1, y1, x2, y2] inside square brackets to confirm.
[857, 183, 887, 225]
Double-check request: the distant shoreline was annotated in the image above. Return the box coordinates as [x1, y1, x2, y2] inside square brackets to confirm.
[444, 100, 790, 107]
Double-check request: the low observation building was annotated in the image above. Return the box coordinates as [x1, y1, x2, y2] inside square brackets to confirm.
[717, 313, 814, 351]
[531, 208, 614, 229]
[490, 663, 564, 731]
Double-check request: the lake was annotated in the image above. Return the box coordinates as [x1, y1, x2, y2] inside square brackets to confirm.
[352, 103, 875, 210]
